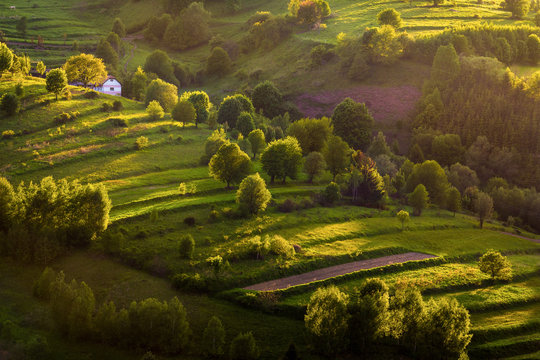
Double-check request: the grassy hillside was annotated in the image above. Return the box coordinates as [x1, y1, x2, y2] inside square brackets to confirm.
[1, 76, 539, 358]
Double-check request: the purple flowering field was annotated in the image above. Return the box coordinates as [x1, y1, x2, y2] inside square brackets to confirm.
[295, 85, 421, 123]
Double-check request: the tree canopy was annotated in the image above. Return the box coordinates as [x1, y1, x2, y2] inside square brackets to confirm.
[332, 98, 374, 151]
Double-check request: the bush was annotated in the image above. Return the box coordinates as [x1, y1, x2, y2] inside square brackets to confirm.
[322, 182, 341, 205]
[172, 273, 208, 292]
[206, 46, 232, 76]
[112, 100, 123, 111]
[108, 117, 128, 127]
[179, 234, 195, 259]
[269, 235, 295, 258]
[230, 332, 260, 360]
[54, 112, 72, 125]
[1, 130, 15, 139]
[33, 267, 56, 300]
[184, 217, 196, 226]
[278, 198, 298, 213]
[146, 100, 165, 121]
[0, 93, 20, 116]
[135, 136, 149, 150]
[84, 90, 99, 99]
[101, 102, 112, 112]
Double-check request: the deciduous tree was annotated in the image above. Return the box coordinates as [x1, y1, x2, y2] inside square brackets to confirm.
[409, 184, 429, 216]
[236, 173, 272, 215]
[478, 250, 513, 280]
[46, 68, 68, 101]
[261, 137, 303, 184]
[248, 129, 266, 159]
[145, 79, 178, 112]
[332, 98, 374, 150]
[209, 143, 251, 188]
[64, 53, 107, 89]
[474, 191, 493, 228]
[172, 100, 196, 127]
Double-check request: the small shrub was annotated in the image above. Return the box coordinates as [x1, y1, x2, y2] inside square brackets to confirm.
[101, 102, 112, 112]
[135, 230, 149, 239]
[54, 112, 72, 125]
[70, 111, 80, 118]
[269, 235, 295, 259]
[15, 83, 24, 97]
[63, 89, 72, 100]
[179, 234, 195, 259]
[321, 182, 341, 205]
[172, 273, 208, 292]
[1, 130, 15, 139]
[135, 136, 149, 150]
[84, 90, 99, 99]
[112, 100, 123, 111]
[209, 210, 219, 222]
[108, 117, 128, 127]
[278, 198, 298, 213]
[184, 217, 196, 226]
[1, 93, 20, 116]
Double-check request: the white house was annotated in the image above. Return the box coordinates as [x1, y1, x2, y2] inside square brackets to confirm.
[93, 76, 122, 96]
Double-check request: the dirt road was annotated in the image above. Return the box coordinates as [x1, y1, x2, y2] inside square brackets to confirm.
[244, 252, 436, 291]
[499, 231, 540, 244]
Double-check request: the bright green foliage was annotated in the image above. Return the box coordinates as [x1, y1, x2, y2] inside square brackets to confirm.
[323, 135, 351, 180]
[417, 298, 472, 360]
[332, 98, 374, 151]
[130, 66, 148, 101]
[206, 46, 232, 76]
[179, 90, 211, 126]
[409, 184, 429, 216]
[478, 250, 513, 280]
[305, 286, 350, 356]
[388, 287, 425, 355]
[0, 42, 14, 75]
[230, 332, 260, 360]
[136, 136, 149, 150]
[36, 61, 46, 75]
[396, 210, 409, 230]
[248, 129, 266, 159]
[146, 100, 164, 121]
[202, 316, 226, 358]
[172, 100, 196, 127]
[145, 79, 178, 112]
[431, 44, 460, 84]
[406, 160, 449, 206]
[288, 0, 331, 19]
[261, 137, 303, 184]
[446, 187, 461, 216]
[206, 255, 224, 278]
[164, 3, 211, 50]
[348, 278, 390, 354]
[96, 39, 118, 69]
[204, 129, 229, 164]
[348, 151, 386, 205]
[144, 50, 179, 86]
[377, 8, 402, 28]
[0, 93, 20, 116]
[304, 151, 326, 182]
[64, 53, 107, 88]
[179, 234, 195, 259]
[527, 34, 540, 64]
[269, 235, 295, 258]
[506, 0, 530, 18]
[112, 18, 126, 38]
[46, 68, 68, 101]
[474, 191, 493, 229]
[252, 81, 283, 118]
[237, 112, 255, 137]
[362, 25, 403, 64]
[236, 173, 271, 215]
[287, 117, 333, 155]
[218, 94, 254, 128]
[209, 143, 251, 188]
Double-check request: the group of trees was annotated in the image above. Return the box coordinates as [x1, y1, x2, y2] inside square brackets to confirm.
[95, 19, 126, 72]
[0, 176, 111, 264]
[305, 280, 472, 359]
[34, 268, 260, 359]
[288, 0, 331, 24]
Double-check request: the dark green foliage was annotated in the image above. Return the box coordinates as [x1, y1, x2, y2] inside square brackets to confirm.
[237, 112, 255, 137]
[179, 234, 195, 259]
[304, 151, 326, 182]
[474, 191, 493, 228]
[145, 79, 178, 112]
[248, 129, 266, 159]
[282, 343, 299, 360]
[172, 100, 196, 127]
[230, 332, 260, 360]
[347, 52, 370, 80]
[164, 3, 211, 51]
[179, 91, 211, 126]
[252, 81, 284, 118]
[322, 182, 341, 205]
[367, 131, 391, 158]
[431, 134, 464, 167]
[332, 98, 374, 151]
[377, 8, 402, 28]
[144, 50, 179, 86]
[527, 34, 540, 64]
[112, 100, 123, 111]
[145, 14, 173, 42]
[447, 163, 479, 193]
[242, 13, 292, 51]
[209, 143, 251, 188]
[16, 16, 27, 37]
[33, 267, 56, 300]
[206, 46, 232, 76]
[445, 186, 461, 216]
[203, 129, 229, 164]
[1, 93, 20, 115]
[96, 39, 118, 69]
[202, 316, 226, 357]
[163, 0, 193, 15]
[431, 44, 460, 84]
[172, 61, 193, 87]
[347, 151, 386, 205]
[0, 176, 111, 263]
[261, 137, 303, 184]
[287, 117, 333, 155]
[106, 32, 121, 53]
[218, 94, 254, 128]
[112, 18, 126, 38]
[505, 0, 530, 18]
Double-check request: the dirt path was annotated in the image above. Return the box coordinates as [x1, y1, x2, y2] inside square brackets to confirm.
[123, 35, 143, 72]
[499, 231, 540, 244]
[244, 252, 436, 292]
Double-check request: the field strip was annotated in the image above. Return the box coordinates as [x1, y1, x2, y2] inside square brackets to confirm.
[244, 252, 437, 291]
[499, 232, 540, 244]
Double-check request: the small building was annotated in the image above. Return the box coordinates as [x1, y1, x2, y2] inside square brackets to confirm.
[9, 6, 16, 10]
[93, 76, 122, 96]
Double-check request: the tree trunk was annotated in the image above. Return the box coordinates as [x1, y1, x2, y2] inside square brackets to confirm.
[480, 218, 484, 229]
[270, 175, 275, 184]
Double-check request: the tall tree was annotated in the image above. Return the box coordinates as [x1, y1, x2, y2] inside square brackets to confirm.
[179, 91, 211, 127]
[64, 53, 107, 88]
[287, 117, 333, 155]
[0, 43, 14, 76]
[323, 135, 351, 180]
[248, 129, 266, 159]
[252, 81, 284, 118]
[209, 143, 251, 188]
[112, 18, 126, 38]
[474, 191, 493, 229]
[406, 160, 449, 206]
[409, 184, 429, 216]
[431, 44, 460, 85]
[446, 186, 461, 216]
[202, 316, 226, 358]
[172, 100, 196, 127]
[261, 137, 303, 184]
[332, 98, 374, 151]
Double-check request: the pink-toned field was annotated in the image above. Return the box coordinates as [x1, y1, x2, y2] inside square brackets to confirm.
[295, 85, 421, 123]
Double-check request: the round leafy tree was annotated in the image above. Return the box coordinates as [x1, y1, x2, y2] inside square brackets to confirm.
[236, 173, 272, 215]
[252, 81, 283, 118]
[236, 112, 255, 137]
[478, 250, 512, 280]
[332, 98, 374, 151]
[209, 143, 251, 188]
[46, 68, 68, 101]
[172, 100, 196, 127]
[145, 79, 178, 112]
